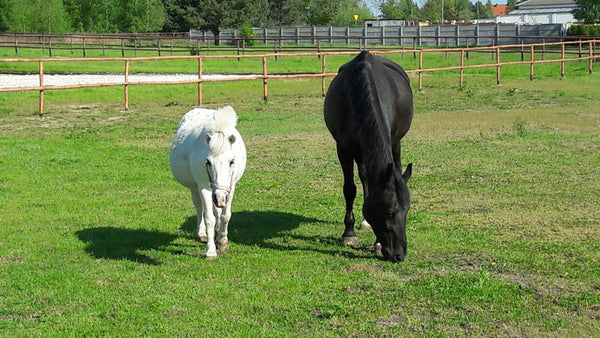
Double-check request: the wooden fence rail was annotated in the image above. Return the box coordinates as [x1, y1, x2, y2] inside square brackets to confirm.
[0, 39, 597, 117]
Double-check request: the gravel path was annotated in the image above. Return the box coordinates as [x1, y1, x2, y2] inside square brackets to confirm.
[0, 73, 255, 89]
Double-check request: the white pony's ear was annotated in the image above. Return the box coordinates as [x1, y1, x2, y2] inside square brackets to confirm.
[228, 135, 236, 144]
[204, 133, 212, 144]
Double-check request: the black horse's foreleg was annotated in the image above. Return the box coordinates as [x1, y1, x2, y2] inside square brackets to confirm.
[337, 146, 357, 245]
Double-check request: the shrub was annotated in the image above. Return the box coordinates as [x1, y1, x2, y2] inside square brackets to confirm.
[568, 24, 600, 36]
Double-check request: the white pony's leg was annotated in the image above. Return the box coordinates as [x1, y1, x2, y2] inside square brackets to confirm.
[217, 185, 235, 253]
[190, 189, 207, 243]
[200, 189, 218, 259]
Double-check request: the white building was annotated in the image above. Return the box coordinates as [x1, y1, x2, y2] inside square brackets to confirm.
[496, 0, 578, 24]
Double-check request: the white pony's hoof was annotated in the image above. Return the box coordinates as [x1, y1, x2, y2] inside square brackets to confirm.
[198, 235, 208, 243]
[218, 239, 230, 252]
[359, 220, 372, 231]
[205, 253, 218, 260]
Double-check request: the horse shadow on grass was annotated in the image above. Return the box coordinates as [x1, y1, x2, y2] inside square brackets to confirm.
[182, 211, 369, 260]
[76, 227, 179, 265]
[76, 211, 368, 265]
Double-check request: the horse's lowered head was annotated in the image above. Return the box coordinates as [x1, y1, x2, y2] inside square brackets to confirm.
[363, 162, 412, 263]
[204, 131, 238, 208]
[200, 106, 241, 209]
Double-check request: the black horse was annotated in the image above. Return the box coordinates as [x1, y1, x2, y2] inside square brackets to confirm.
[324, 51, 413, 263]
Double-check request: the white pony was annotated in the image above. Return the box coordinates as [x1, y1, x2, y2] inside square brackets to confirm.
[169, 106, 247, 259]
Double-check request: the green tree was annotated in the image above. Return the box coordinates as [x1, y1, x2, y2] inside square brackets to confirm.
[380, 0, 420, 20]
[267, 0, 305, 26]
[421, 0, 443, 22]
[1, 0, 71, 33]
[484, 0, 494, 17]
[118, 0, 165, 32]
[332, 0, 373, 25]
[507, 0, 517, 12]
[193, 0, 268, 44]
[455, 0, 472, 20]
[573, 0, 600, 24]
[162, 0, 194, 31]
[472, 0, 492, 19]
[303, 0, 340, 25]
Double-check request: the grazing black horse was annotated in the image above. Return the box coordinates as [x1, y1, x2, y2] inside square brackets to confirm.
[324, 51, 413, 263]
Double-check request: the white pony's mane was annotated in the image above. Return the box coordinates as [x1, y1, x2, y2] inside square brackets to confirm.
[212, 106, 237, 132]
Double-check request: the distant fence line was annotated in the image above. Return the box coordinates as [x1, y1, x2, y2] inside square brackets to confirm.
[0, 39, 598, 117]
[2, 25, 597, 58]
[193, 23, 568, 47]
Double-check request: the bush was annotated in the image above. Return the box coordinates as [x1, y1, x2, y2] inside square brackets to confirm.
[238, 25, 257, 46]
[568, 24, 600, 36]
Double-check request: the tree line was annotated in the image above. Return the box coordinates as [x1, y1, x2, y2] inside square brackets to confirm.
[0, 0, 596, 36]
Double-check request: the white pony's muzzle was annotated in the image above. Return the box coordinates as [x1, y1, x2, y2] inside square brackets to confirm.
[212, 188, 230, 208]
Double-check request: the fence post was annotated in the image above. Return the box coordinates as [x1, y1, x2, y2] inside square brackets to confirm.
[14, 35, 18, 57]
[48, 37, 52, 57]
[456, 25, 460, 46]
[530, 45, 535, 81]
[82, 37, 86, 57]
[124, 60, 130, 111]
[321, 54, 327, 97]
[460, 49, 464, 87]
[542, 38, 546, 60]
[496, 46, 501, 85]
[589, 41, 594, 74]
[317, 39, 321, 59]
[418, 51, 423, 91]
[561, 42, 565, 78]
[346, 26, 350, 45]
[198, 57, 203, 106]
[520, 37, 524, 61]
[39, 61, 44, 117]
[262, 56, 268, 101]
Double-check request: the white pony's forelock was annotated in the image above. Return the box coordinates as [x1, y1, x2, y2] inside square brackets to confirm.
[213, 106, 237, 132]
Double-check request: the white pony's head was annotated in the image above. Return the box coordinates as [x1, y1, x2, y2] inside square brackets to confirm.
[204, 106, 239, 208]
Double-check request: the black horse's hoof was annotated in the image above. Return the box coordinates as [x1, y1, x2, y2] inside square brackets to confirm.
[342, 236, 358, 246]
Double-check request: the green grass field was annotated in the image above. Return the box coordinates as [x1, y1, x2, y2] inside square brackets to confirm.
[1, 52, 599, 335]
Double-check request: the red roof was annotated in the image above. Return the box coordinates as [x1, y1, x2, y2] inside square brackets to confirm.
[493, 4, 509, 16]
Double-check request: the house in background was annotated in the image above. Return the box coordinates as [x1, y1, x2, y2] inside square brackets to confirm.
[495, 0, 577, 24]
[493, 4, 509, 16]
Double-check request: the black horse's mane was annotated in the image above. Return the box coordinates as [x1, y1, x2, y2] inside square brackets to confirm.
[344, 52, 393, 172]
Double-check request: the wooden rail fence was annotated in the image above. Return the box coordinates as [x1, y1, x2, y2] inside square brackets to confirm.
[0, 39, 597, 117]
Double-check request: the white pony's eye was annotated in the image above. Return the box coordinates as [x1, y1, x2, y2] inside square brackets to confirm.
[230, 159, 235, 166]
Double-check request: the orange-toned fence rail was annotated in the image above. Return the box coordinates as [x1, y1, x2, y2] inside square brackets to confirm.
[1, 40, 598, 117]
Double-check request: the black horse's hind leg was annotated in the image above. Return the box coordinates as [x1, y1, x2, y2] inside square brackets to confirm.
[337, 145, 357, 245]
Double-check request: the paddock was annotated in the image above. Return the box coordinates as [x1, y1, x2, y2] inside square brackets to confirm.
[0, 62, 599, 335]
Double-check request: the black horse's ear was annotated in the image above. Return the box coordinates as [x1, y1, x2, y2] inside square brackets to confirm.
[402, 163, 412, 182]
